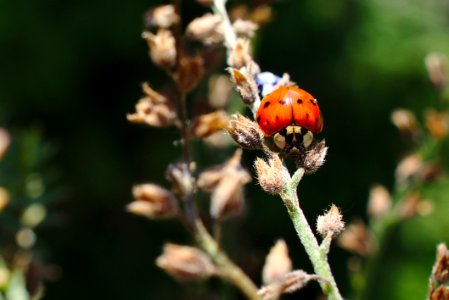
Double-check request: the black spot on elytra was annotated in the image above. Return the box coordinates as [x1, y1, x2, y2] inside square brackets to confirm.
[275, 115, 280, 120]
[306, 113, 310, 119]
[297, 99, 303, 104]
[263, 101, 271, 108]
[256, 116, 261, 123]
[309, 99, 317, 106]
[279, 100, 287, 105]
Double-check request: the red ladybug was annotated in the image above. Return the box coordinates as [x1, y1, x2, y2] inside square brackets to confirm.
[256, 86, 323, 154]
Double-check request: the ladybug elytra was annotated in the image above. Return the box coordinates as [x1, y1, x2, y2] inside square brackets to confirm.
[256, 86, 323, 155]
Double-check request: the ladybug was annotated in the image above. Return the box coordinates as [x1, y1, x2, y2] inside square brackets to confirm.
[256, 86, 323, 155]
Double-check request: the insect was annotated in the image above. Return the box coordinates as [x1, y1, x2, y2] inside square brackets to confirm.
[256, 86, 323, 156]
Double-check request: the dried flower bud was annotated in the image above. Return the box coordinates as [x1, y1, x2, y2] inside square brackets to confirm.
[198, 149, 251, 219]
[426, 110, 449, 140]
[174, 56, 204, 92]
[208, 74, 233, 108]
[316, 205, 345, 239]
[391, 109, 418, 137]
[428, 243, 449, 300]
[0, 187, 10, 212]
[395, 154, 423, 185]
[233, 19, 259, 38]
[186, 13, 224, 45]
[425, 53, 447, 88]
[127, 184, 179, 219]
[367, 185, 391, 220]
[337, 220, 373, 256]
[203, 131, 232, 148]
[228, 38, 253, 69]
[398, 192, 429, 219]
[190, 110, 230, 139]
[127, 83, 177, 127]
[227, 113, 264, 150]
[301, 140, 328, 174]
[156, 243, 216, 281]
[228, 67, 260, 108]
[166, 162, 194, 199]
[262, 240, 292, 285]
[255, 155, 289, 195]
[251, 5, 273, 25]
[142, 29, 176, 68]
[258, 270, 320, 300]
[144, 5, 180, 29]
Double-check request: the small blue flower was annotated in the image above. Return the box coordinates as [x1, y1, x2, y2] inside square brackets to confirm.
[256, 72, 282, 97]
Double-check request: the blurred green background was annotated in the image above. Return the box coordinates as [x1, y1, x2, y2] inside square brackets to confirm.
[1, 0, 449, 299]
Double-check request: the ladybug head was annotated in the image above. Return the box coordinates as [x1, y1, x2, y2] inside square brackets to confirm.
[273, 125, 313, 155]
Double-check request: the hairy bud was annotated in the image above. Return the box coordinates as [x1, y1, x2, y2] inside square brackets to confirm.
[228, 67, 260, 108]
[301, 140, 328, 173]
[166, 162, 194, 199]
[425, 53, 447, 88]
[337, 220, 372, 256]
[316, 204, 345, 238]
[428, 243, 449, 299]
[156, 243, 216, 281]
[233, 19, 258, 38]
[227, 113, 264, 150]
[255, 154, 289, 195]
[228, 38, 254, 70]
[174, 56, 204, 92]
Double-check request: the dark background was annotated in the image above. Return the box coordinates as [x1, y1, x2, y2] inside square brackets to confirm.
[1, 0, 449, 299]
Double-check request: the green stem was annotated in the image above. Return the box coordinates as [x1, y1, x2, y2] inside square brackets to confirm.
[194, 220, 260, 300]
[282, 169, 343, 300]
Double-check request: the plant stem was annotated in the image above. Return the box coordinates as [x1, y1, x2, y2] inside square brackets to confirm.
[282, 172, 343, 300]
[212, 0, 236, 50]
[194, 220, 260, 300]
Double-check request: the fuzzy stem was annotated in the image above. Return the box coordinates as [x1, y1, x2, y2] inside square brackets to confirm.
[194, 220, 260, 300]
[212, 0, 236, 50]
[282, 168, 343, 300]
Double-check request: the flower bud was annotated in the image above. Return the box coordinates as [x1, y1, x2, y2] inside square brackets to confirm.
[254, 155, 289, 195]
[127, 184, 179, 219]
[127, 83, 177, 127]
[337, 220, 372, 256]
[395, 153, 423, 185]
[391, 109, 418, 138]
[174, 56, 204, 92]
[227, 113, 264, 150]
[232, 19, 258, 38]
[144, 5, 180, 29]
[190, 110, 230, 139]
[197, 149, 251, 219]
[0, 187, 10, 212]
[228, 67, 260, 108]
[0, 128, 10, 160]
[258, 270, 319, 300]
[428, 243, 449, 299]
[301, 140, 328, 173]
[227, 38, 254, 70]
[166, 162, 194, 199]
[367, 185, 391, 220]
[208, 74, 233, 109]
[186, 13, 224, 45]
[142, 29, 176, 69]
[156, 243, 216, 281]
[262, 240, 292, 285]
[316, 204, 345, 238]
[426, 110, 449, 140]
[425, 53, 447, 88]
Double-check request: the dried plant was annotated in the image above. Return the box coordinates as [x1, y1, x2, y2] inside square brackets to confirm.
[127, 1, 345, 299]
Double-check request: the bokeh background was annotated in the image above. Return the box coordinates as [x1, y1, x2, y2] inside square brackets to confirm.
[1, 0, 449, 299]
